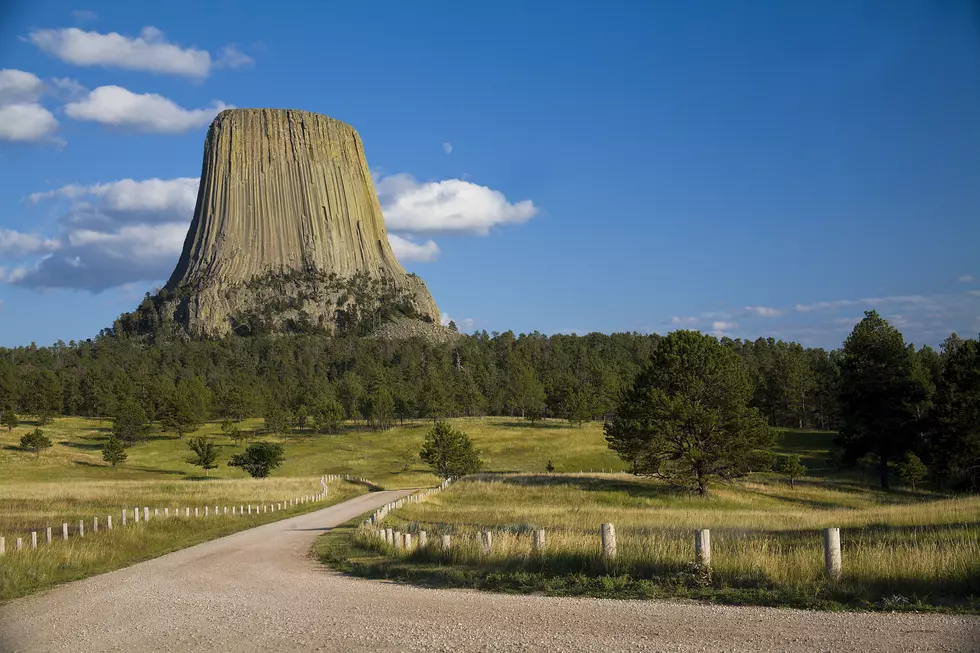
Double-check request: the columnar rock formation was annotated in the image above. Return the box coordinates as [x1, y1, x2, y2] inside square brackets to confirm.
[156, 108, 441, 337]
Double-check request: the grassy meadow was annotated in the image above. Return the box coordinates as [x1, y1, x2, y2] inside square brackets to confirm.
[0, 414, 619, 600]
[315, 427, 980, 612]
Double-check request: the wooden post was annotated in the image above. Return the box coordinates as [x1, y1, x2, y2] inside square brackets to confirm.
[0, 537, 4, 555]
[695, 529, 711, 567]
[16, 538, 22, 551]
[121, 509, 126, 526]
[143, 507, 149, 521]
[404, 533, 413, 550]
[481, 531, 493, 554]
[107, 515, 112, 530]
[442, 534, 451, 550]
[46, 526, 52, 544]
[394, 532, 403, 549]
[93, 516, 99, 533]
[601, 523, 617, 559]
[224, 506, 228, 514]
[165, 508, 169, 517]
[205, 506, 209, 517]
[62, 522, 69, 540]
[385, 528, 393, 545]
[31, 531, 37, 549]
[154, 508, 159, 517]
[195, 507, 199, 518]
[134, 507, 140, 523]
[533, 529, 546, 552]
[824, 528, 842, 580]
[185, 507, 190, 517]
[418, 531, 428, 548]
[78, 520, 85, 538]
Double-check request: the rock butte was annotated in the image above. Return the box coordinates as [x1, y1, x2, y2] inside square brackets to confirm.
[161, 108, 441, 337]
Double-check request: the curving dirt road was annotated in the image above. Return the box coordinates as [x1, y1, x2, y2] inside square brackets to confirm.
[1, 490, 977, 652]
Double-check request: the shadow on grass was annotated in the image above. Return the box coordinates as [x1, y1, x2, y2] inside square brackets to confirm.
[59, 440, 104, 451]
[70, 460, 188, 476]
[493, 421, 571, 430]
[470, 472, 686, 500]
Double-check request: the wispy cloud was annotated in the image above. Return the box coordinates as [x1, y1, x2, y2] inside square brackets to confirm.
[442, 142, 453, 155]
[959, 274, 974, 283]
[742, 305, 782, 317]
[27, 26, 253, 79]
[65, 85, 230, 133]
[795, 295, 931, 313]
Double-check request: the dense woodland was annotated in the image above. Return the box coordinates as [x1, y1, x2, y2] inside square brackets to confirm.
[0, 310, 977, 491]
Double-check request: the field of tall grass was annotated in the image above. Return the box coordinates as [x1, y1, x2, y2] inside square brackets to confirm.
[0, 414, 617, 600]
[326, 474, 980, 611]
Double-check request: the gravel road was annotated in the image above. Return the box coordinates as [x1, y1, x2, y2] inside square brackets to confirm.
[1, 489, 977, 652]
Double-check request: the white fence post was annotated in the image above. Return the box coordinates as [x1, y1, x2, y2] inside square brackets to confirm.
[46, 526, 52, 544]
[107, 515, 113, 530]
[601, 523, 617, 560]
[695, 529, 711, 568]
[31, 531, 37, 549]
[93, 516, 99, 533]
[78, 520, 85, 538]
[144, 507, 149, 522]
[533, 529, 546, 552]
[62, 522, 69, 540]
[824, 528, 842, 580]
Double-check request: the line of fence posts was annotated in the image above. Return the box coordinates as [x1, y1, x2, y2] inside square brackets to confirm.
[366, 520, 845, 581]
[0, 480, 333, 557]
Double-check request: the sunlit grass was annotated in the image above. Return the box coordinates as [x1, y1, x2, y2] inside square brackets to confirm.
[350, 474, 980, 609]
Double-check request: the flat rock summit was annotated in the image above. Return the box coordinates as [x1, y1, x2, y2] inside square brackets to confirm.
[133, 108, 442, 338]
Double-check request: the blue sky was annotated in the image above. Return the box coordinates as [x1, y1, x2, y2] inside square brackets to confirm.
[1, 0, 978, 348]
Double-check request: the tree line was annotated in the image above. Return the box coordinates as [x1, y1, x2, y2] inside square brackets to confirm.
[0, 312, 976, 491]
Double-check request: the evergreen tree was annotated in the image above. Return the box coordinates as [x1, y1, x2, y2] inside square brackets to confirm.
[605, 330, 775, 495]
[836, 311, 928, 489]
[161, 378, 209, 439]
[1, 405, 17, 432]
[263, 405, 291, 436]
[779, 454, 807, 488]
[930, 337, 980, 491]
[112, 396, 149, 446]
[311, 397, 345, 434]
[187, 437, 220, 477]
[897, 452, 927, 492]
[102, 436, 128, 466]
[419, 421, 482, 478]
[20, 427, 53, 459]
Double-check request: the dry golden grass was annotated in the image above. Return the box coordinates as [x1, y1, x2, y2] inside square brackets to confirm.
[360, 474, 980, 605]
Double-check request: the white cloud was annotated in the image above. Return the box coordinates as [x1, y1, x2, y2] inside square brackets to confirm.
[214, 45, 253, 69]
[0, 103, 59, 142]
[970, 290, 980, 297]
[65, 85, 230, 133]
[375, 173, 538, 235]
[0, 69, 45, 104]
[669, 316, 701, 326]
[0, 69, 59, 143]
[710, 321, 738, 338]
[0, 229, 61, 254]
[959, 274, 974, 283]
[388, 234, 440, 262]
[8, 177, 198, 290]
[796, 295, 930, 312]
[72, 10, 98, 23]
[742, 305, 782, 317]
[28, 26, 212, 78]
[442, 142, 452, 155]
[50, 77, 87, 100]
[440, 313, 475, 330]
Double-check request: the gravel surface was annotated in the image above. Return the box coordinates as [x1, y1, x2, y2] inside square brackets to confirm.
[1, 490, 977, 652]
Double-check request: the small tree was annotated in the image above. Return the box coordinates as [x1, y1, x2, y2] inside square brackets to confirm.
[546, 459, 555, 473]
[20, 428, 52, 459]
[1, 405, 18, 432]
[780, 455, 807, 488]
[898, 452, 928, 492]
[188, 437, 220, 477]
[263, 406, 290, 436]
[419, 421, 482, 478]
[312, 398, 345, 434]
[112, 397, 149, 446]
[102, 436, 128, 466]
[228, 442, 285, 478]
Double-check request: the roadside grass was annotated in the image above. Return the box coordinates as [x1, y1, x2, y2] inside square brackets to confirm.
[320, 474, 980, 612]
[0, 479, 364, 602]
